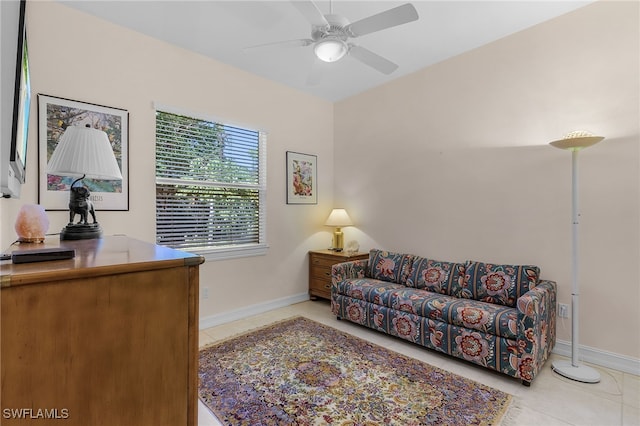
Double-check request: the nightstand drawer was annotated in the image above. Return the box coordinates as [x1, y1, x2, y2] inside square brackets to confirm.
[310, 264, 332, 280]
[310, 256, 339, 269]
[309, 277, 332, 292]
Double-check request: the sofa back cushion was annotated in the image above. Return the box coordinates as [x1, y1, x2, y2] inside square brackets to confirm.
[368, 249, 414, 285]
[406, 257, 465, 297]
[463, 260, 540, 307]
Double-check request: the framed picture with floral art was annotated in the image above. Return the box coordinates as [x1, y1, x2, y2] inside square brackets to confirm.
[286, 151, 317, 204]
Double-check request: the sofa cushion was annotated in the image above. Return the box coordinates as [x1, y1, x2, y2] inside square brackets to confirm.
[388, 288, 518, 339]
[334, 281, 519, 340]
[406, 257, 465, 297]
[368, 249, 414, 284]
[463, 261, 540, 307]
[333, 278, 406, 307]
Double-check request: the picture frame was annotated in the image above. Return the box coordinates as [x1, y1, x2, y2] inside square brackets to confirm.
[286, 151, 317, 205]
[38, 94, 129, 211]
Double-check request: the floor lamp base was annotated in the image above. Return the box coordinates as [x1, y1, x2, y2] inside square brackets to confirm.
[552, 359, 600, 383]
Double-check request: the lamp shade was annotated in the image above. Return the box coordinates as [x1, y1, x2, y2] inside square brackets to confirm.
[47, 125, 123, 180]
[325, 208, 353, 227]
[550, 131, 604, 151]
[314, 38, 348, 62]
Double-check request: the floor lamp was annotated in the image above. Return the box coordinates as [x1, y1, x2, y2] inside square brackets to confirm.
[549, 131, 604, 384]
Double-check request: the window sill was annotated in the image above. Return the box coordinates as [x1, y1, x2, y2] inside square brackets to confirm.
[186, 244, 269, 262]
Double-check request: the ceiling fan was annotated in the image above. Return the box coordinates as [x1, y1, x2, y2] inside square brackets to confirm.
[245, 1, 419, 76]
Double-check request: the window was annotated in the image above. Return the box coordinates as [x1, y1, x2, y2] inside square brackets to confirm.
[155, 108, 267, 260]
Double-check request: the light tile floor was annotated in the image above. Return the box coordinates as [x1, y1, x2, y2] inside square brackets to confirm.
[197, 300, 640, 426]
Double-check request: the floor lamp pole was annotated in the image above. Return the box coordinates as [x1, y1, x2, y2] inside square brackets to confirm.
[570, 149, 582, 368]
[550, 132, 603, 384]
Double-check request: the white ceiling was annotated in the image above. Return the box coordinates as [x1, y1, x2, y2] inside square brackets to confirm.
[59, 0, 593, 102]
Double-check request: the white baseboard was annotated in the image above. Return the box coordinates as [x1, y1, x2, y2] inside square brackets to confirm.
[553, 339, 640, 376]
[199, 292, 310, 330]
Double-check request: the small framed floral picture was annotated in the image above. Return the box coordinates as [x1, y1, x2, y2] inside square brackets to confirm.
[286, 151, 317, 204]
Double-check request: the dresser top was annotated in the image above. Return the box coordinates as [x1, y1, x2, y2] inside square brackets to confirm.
[1, 235, 204, 288]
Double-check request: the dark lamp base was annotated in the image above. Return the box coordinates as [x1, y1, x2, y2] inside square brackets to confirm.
[60, 223, 103, 240]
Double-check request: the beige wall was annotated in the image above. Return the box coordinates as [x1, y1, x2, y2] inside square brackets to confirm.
[0, 1, 335, 317]
[335, 1, 639, 359]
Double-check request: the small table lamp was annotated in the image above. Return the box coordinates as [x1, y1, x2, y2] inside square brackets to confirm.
[46, 124, 123, 240]
[325, 208, 353, 251]
[15, 204, 50, 243]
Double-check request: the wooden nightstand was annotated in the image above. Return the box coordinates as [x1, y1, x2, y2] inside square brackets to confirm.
[309, 249, 368, 300]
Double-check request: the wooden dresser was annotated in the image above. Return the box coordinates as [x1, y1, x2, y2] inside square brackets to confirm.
[0, 236, 204, 426]
[309, 249, 368, 300]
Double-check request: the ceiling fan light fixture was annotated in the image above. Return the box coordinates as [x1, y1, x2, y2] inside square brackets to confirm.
[314, 38, 348, 62]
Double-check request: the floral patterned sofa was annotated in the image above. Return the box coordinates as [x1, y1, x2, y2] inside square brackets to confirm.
[331, 249, 556, 385]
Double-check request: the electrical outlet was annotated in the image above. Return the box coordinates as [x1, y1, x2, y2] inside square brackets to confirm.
[202, 287, 209, 299]
[558, 303, 569, 318]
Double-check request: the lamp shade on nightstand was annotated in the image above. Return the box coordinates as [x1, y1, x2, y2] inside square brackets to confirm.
[325, 209, 353, 251]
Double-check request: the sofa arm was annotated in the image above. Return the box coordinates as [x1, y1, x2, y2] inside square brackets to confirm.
[331, 259, 369, 286]
[516, 280, 557, 383]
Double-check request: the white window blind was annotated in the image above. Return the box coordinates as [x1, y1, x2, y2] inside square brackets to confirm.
[155, 110, 267, 258]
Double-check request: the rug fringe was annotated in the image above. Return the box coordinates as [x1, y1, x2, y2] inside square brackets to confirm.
[499, 397, 522, 426]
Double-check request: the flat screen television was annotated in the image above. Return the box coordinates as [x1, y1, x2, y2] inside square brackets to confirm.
[1, 0, 30, 198]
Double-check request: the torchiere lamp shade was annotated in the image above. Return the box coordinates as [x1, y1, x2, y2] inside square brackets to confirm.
[549, 131, 604, 151]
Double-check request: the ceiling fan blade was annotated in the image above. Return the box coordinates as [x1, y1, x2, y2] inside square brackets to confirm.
[349, 45, 398, 75]
[291, 1, 328, 28]
[243, 39, 313, 52]
[346, 3, 418, 38]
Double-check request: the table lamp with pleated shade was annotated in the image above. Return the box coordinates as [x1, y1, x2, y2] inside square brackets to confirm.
[47, 124, 122, 240]
[325, 208, 353, 251]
